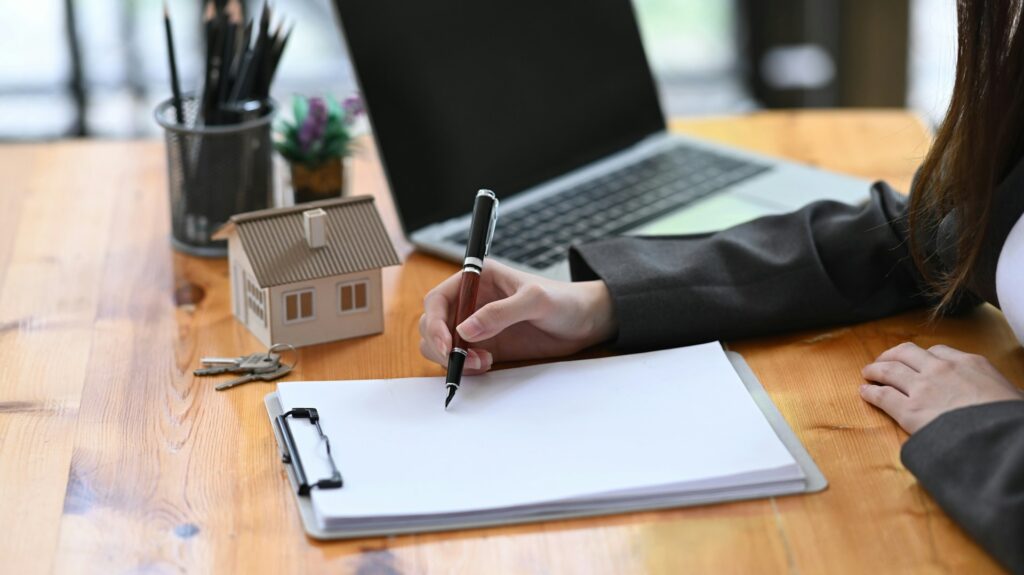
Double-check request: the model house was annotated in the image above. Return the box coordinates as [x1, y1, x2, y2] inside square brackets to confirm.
[214, 196, 400, 348]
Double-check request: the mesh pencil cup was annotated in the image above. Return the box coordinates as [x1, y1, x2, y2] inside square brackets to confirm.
[154, 96, 277, 257]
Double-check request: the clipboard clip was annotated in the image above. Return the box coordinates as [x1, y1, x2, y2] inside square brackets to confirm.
[276, 407, 344, 495]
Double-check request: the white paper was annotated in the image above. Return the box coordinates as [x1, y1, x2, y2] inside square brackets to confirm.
[275, 342, 802, 525]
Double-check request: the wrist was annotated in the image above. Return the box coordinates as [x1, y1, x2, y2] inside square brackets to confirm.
[579, 280, 617, 345]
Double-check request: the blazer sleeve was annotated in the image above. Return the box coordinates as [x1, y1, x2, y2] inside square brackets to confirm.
[568, 181, 936, 349]
[901, 401, 1024, 575]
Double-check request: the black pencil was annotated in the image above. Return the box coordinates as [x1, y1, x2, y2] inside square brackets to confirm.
[163, 1, 184, 125]
[218, 20, 237, 112]
[265, 23, 292, 94]
[224, 0, 244, 94]
[200, 0, 218, 124]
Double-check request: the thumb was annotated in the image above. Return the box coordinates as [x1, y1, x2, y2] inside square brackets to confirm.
[456, 290, 537, 342]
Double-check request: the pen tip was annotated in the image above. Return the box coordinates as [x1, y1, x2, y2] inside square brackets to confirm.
[444, 387, 456, 410]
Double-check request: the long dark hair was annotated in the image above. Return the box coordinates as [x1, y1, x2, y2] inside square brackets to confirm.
[910, 0, 1024, 311]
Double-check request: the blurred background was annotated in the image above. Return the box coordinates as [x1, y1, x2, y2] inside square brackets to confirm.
[0, 0, 956, 140]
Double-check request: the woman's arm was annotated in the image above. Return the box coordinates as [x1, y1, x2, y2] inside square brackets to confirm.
[422, 179, 966, 366]
[903, 402, 1024, 574]
[569, 182, 941, 349]
[861, 342, 1024, 574]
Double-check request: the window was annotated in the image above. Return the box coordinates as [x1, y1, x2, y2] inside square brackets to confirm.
[245, 273, 266, 325]
[283, 288, 315, 323]
[338, 280, 369, 314]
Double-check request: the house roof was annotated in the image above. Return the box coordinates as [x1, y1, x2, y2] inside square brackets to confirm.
[217, 196, 401, 287]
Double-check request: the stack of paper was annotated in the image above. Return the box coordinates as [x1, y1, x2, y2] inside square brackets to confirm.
[274, 342, 807, 536]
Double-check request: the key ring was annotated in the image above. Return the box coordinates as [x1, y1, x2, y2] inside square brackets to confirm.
[269, 343, 298, 370]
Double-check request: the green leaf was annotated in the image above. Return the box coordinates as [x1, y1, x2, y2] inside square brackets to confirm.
[274, 140, 304, 162]
[322, 130, 346, 145]
[307, 138, 324, 159]
[273, 121, 293, 141]
[326, 94, 343, 120]
[321, 129, 352, 158]
[325, 114, 343, 134]
[324, 140, 345, 158]
[292, 95, 309, 124]
[276, 122, 301, 150]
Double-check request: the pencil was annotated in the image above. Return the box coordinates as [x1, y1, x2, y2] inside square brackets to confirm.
[224, 0, 244, 89]
[265, 21, 292, 97]
[163, 1, 184, 125]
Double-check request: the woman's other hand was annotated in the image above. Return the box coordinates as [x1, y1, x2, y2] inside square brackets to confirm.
[418, 260, 617, 375]
[860, 342, 1024, 433]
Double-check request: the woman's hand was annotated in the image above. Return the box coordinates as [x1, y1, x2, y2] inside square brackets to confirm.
[860, 342, 1024, 433]
[418, 260, 617, 374]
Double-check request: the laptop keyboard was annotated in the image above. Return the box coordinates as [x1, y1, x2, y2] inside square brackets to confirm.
[444, 143, 771, 269]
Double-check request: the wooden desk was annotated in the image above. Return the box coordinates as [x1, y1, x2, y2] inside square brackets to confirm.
[2, 111, 1020, 574]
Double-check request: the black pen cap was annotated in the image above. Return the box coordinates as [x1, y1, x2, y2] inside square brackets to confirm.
[445, 351, 467, 388]
[464, 189, 498, 261]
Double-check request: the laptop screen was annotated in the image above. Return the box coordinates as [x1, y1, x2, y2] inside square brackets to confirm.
[333, 0, 666, 234]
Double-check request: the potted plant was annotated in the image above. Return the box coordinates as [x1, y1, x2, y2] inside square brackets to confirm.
[275, 94, 364, 203]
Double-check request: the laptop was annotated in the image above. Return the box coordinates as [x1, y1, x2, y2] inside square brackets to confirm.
[332, 0, 869, 279]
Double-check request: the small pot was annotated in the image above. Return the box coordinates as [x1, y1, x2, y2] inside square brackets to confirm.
[291, 157, 345, 204]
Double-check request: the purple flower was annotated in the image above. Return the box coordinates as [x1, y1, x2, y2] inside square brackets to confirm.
[298, 97, 328, 152]
[342, 95, 365, 125]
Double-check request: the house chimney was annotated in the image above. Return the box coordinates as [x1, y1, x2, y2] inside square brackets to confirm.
[303, 208, 327, 249]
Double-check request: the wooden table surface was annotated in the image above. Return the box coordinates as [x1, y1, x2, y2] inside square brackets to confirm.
[2, 111, 1020, 575]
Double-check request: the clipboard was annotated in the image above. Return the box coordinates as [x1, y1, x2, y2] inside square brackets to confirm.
[265, 351, 827, 540]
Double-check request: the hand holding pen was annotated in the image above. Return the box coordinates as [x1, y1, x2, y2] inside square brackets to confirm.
[418, 216, 617, 407]
[443, 190, 500, 408]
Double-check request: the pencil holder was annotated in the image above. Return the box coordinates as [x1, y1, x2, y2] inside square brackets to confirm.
[154, 95, 277, 257]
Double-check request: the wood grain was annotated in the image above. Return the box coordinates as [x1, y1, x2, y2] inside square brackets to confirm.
[0, 111, 1018, 574]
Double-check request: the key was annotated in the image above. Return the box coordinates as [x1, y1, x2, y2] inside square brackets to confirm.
[194, 352, 280, 376]
[215, 363, 293, 391]
[239, 352, 281, 371]
[198, 352, 262, 366]
[200, 357, 246, 365]
[194, 353, 259, 376]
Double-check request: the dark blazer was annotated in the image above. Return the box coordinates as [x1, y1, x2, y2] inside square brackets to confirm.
[568, 160, 1024, 574]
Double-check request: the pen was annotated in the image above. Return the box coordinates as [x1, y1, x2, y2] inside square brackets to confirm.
[445, 189, 499, 409]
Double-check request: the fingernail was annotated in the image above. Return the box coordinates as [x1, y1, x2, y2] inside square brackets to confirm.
[457, 317, 483, 340]
[465, 353, 482, 370]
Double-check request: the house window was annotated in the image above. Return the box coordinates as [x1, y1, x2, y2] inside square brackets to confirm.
[245, 273, 266, 325]
[338, 280, 369, 314]
[283, 288, 315, 323]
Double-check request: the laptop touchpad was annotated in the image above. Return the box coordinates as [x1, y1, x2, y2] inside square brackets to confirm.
[628, 194, 782, 236]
